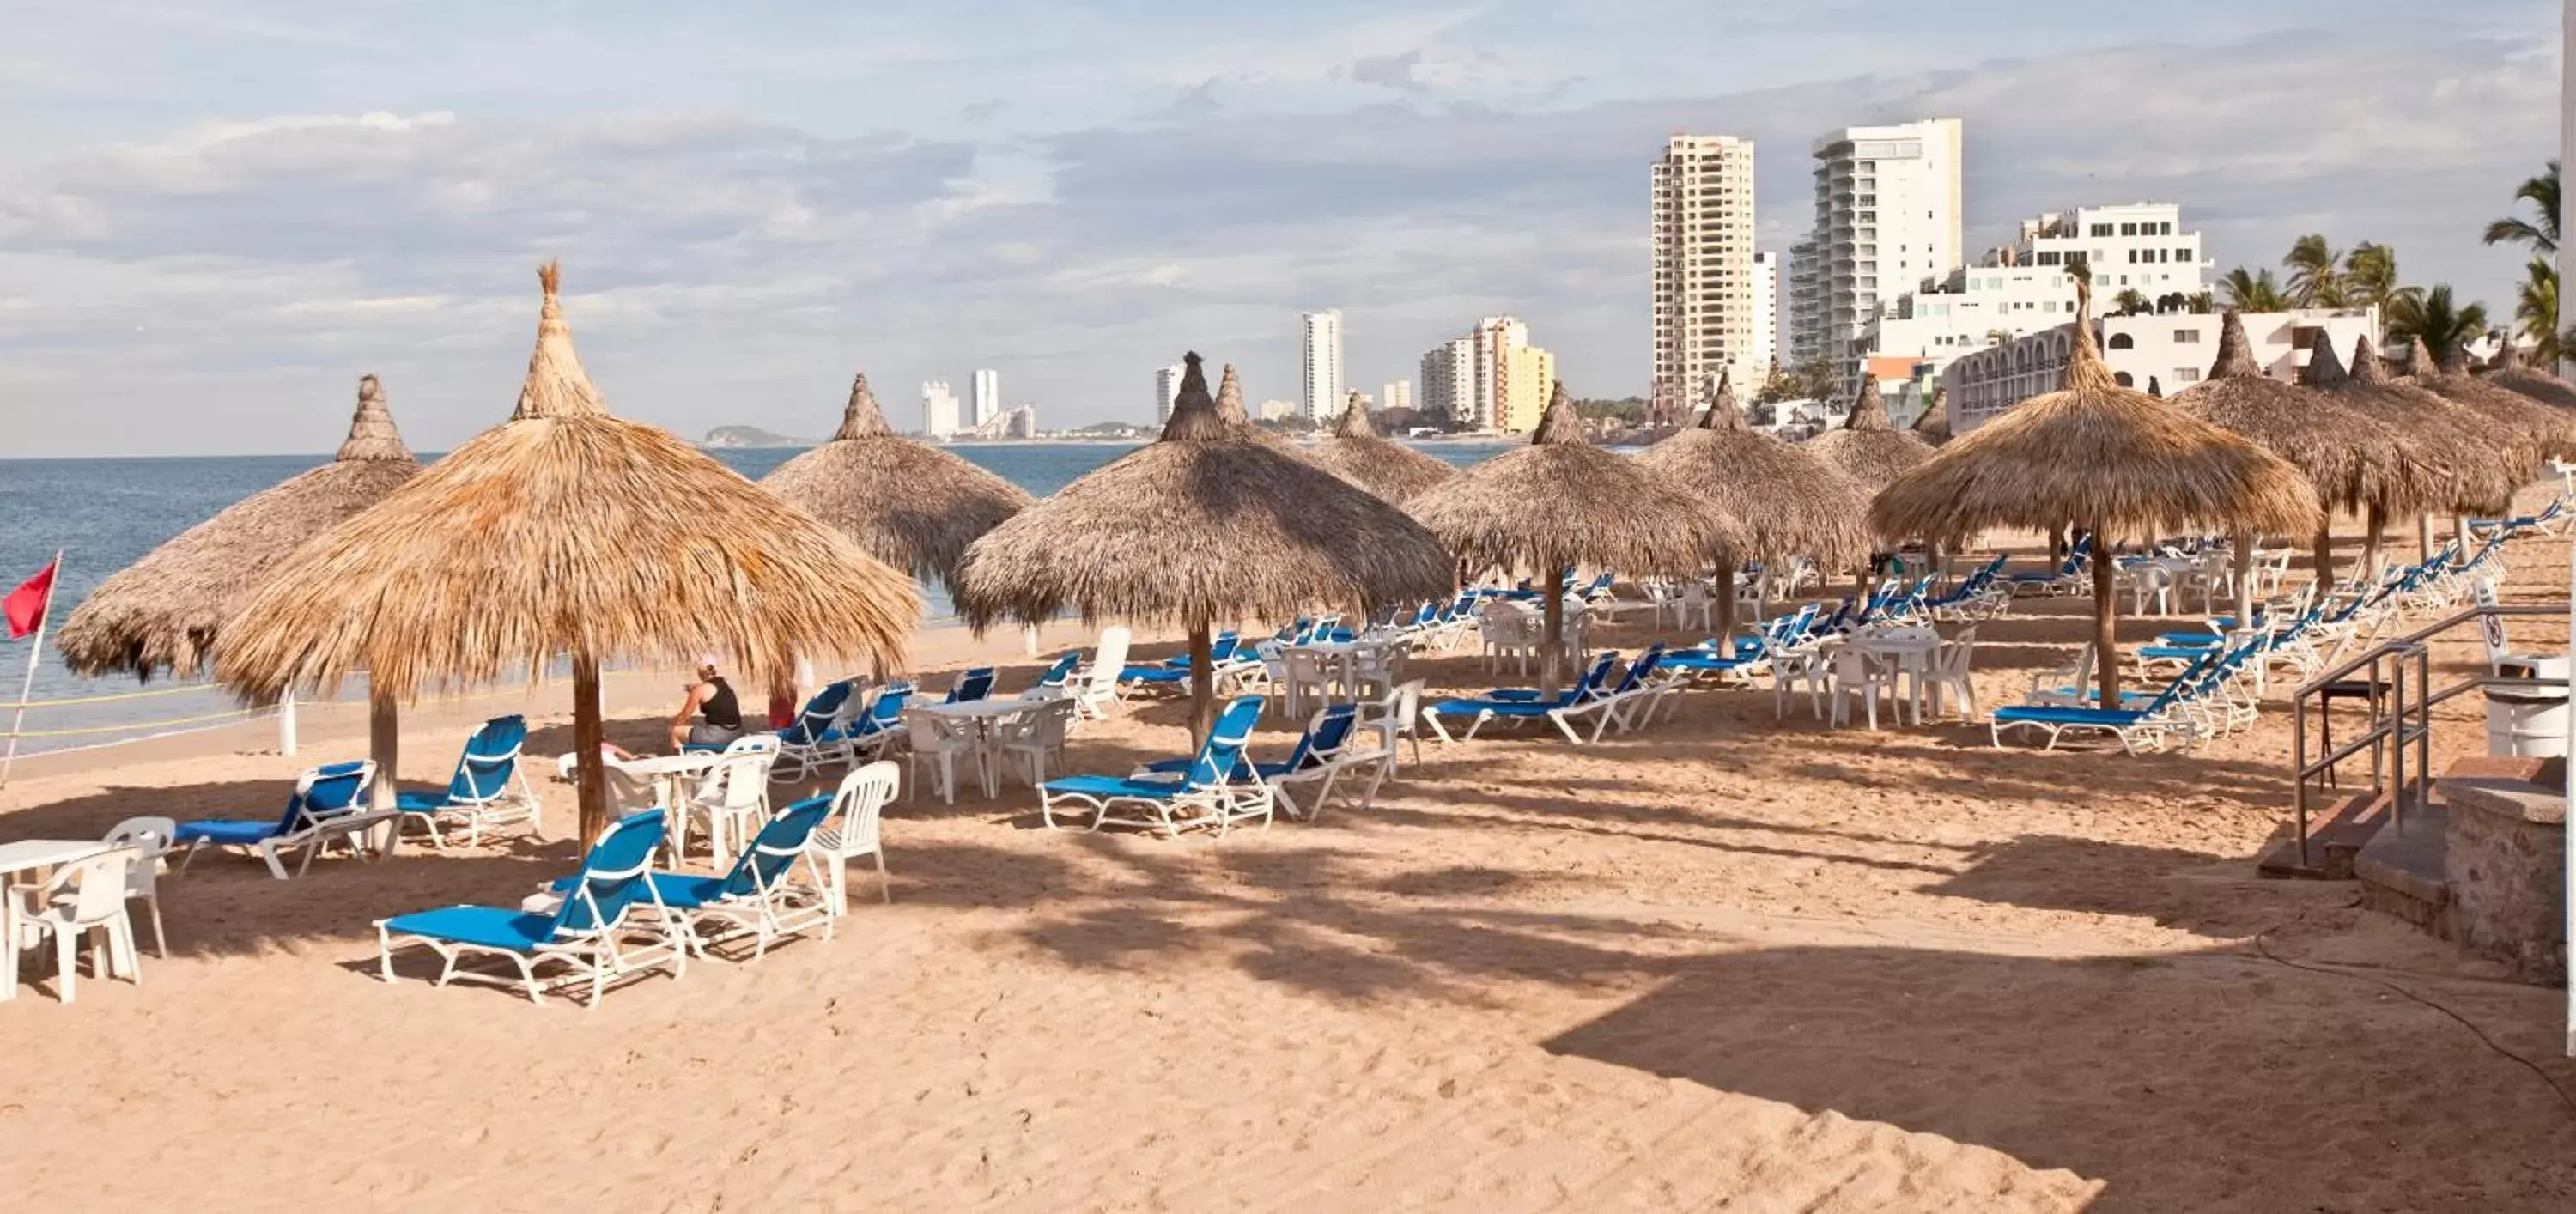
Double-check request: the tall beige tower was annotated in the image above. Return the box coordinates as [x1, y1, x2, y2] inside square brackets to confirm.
[1651, 133, 1759, 404]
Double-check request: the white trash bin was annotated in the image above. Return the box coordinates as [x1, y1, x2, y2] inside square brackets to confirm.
[2486, 654, 2571, 758]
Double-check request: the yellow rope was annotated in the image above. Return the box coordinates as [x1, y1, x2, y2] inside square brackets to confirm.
[13, 683, 223, 708]
[6, 707, 264, 738]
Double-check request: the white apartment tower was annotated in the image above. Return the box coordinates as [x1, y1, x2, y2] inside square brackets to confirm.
[1382, 380, 1413, 413]
[1471, 315, 1530, 430]
[1810, 118, 1965, 392]
[1419, 337, 1475, 425]
[1651, 133, 1759, 401]
[970, 368, 999, 428]
[1301, 308, 1346, 422]
[1154, 362, 1185, 425]
[920, 380, 961, 439]
[1785, 234, 1823, 370]
[1750, 250, 1781, 379]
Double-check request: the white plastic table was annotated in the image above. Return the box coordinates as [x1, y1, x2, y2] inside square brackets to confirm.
[911, 697, 1054, 796]
[1835, 630, 1943, 725]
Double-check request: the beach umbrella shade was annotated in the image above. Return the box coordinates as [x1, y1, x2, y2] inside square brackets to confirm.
[2477, 339, 2576, 410]
[1409, 381, 1743, 694]
[2170, 310, 2446, 593]
[1911, 389, 1953, 446]
[1303, 392, 1459, 503]
[58, 375, 422, 682]
[760, 371, 1032, 589]
[2318, 335, 2523, 564]
[1868, 270, 2322, 707]
[2404, 337, 2576, 467]
[1632, 370, 1868, 641]
[1213, 362, 1303, 452]
[950, 353, 1455, 743]
[1805, 378, 1934, 487]
[217, 264, 920, 844]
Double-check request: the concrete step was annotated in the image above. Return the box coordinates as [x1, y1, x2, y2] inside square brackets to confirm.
[2257, 789, 2388, 881]
[2354, 805, 2450, 934]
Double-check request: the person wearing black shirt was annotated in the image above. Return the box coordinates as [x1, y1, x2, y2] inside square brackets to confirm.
[669, 656, 745, 750]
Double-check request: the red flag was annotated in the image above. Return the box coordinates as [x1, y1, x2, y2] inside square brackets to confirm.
[5, 559, 57, 640]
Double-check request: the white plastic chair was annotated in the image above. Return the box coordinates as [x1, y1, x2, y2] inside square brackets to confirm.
[815, 762, 898, 911]
[902, 709, 983, 804]
[2127, 563, 2172, 616]
[1354, 639, 1412, 701]
[992, 696, 1076, 789]
[12, 847, 142, 1004]
[1926, 626, 1981, 722]
[1360, 678, 1426, 773]
[1279, 648, 1332, 720]
[683, 736, 778, 867]
[1073, 627, 1131, 720]
[1771, 641, 1830, 720]
[1668, 582, 1714, 632]
[100, 817, 175, 957]
[1478, 603, 1536, 674]
[1827, 646, 1895, 730]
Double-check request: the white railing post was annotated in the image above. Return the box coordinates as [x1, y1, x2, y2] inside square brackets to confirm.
[277, 691, 299, 756]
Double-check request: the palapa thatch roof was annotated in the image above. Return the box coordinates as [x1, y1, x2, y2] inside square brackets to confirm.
[1911, 389, 1953, 446]
[1805, 378, 1932, 485]
[950, 353, 1454, 631]
[1214, 361, 1301, 452]
[2403, 337, 2576, 464]
[2318, 336, 2521, 514]
[1302, 392, 1458, 503]
[2478, 340, 2576, 410]
[761, 371, 1032, 588]
[217, 263, 921, 706]
[56, 375, 423, 681]
[1870, 281, 2321, 545]
[2168, 310, 2442, 516]
[1409, 381, 1743, 577]
[1633, 371, 1869, 570]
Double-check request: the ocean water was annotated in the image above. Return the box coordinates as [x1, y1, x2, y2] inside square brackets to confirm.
[0, 440, 1516, 756]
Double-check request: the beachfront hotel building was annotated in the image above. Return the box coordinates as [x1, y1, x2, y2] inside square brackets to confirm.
[1856, 203, 2213, 401]
[921, 379, 962, 439]
[1382, 379, 1413, 414]
[1154, 362, 1185, 425]
[1650, 132, 1759, 406]
[1301, 308, 1346, 422]
[970, 368, 999, 429]
[1750, 250, 1781, 379]
[1785, 234, 1824, 371]
[1808, 118, 1965, 396]
[1419, 336, 1475, 427]
[1943, 306, 2382, 434]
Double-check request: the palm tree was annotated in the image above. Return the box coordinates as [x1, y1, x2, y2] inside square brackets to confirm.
[2111, 288, 2148, 316]
[2518, 257, 2561, 366]
[2282, 234, 2348, 307]
[2341, 241, 2415, 310]
[2221, 267, 2292, 312]
[2384, 284, 2490, 355]
[2483, 161, 2561, 257]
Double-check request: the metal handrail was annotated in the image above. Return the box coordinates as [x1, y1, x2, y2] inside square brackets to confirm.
[2288, 602, 2567, 870]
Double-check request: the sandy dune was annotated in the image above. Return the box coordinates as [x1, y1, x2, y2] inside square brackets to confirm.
[5, 524, 2576, 1211]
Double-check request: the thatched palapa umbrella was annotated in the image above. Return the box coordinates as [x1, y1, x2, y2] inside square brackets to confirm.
[2478, 339, 2576, 410]
[2325, 336, 2521, 564]
[951, 353, 1454, 743]
[58, 375, 422, 682]
[218, 264, 920, 844]
[2403, 337, 2576, 469]
[1870, 270, 2322, 707]
[1805, 378, 1933, 486]
[761, 371, 1032, 587]
[1303, 392, 1457, 502]
[1911, 388, 1953, 446]
[2171, 310, 2443, 599]
[1634, 370, 1868, 642]
[1410, 381, 1741, 694]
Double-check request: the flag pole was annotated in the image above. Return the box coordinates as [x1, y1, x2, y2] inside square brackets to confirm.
[0, 549, 64, 792]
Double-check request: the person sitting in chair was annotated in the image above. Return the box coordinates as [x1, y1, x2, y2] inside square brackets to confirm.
[669, 657, 745, 750]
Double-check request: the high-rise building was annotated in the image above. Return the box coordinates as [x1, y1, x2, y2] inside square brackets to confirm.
[1258, 398, 1299, 422]
[970, 368, 999, 428]
[1472, 315, 1531, 430]
[1382, 379, 1413, 414]
[1650, 132, 1759, 406]
[1301, 308, 1346, 422]
[1786, 233, 1824, 371]
[1419, 337, 1475, 425]
[1003, 404, 1037, 439]
[1501, 343, 1557, 434]
[921, 379, 961, 439]
[1154, 363, 1185, 425]
[1809, 118, 1965, 394]
[1750, 250, 1781, 381]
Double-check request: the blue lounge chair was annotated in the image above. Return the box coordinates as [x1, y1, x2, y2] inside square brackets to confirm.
[1035, 651, 1083, 689]
[2006, 537, 2093, 596]
[944, 667, 997, 704]
[376, 809, 683, 1008]
[1990, 648, 2226, 754]
[1041, 696, 1270, 835]
[1141, 701, 1359, 785]
[552, 795, 837, 960]
[178, 760, 381, 880]
[1420, 652, 1619, 744]
[394, 715, 537, 847]
[769, 680, 858, 781]
[846, 682, 914, 762]
[1120, 633, 1242, 689]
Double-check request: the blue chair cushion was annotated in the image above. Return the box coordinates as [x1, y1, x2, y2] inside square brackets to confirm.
[1992, 705, 2148, 726]
[395, 790, 462, 812]
[1043, 774, 1195, 800]
[1426, 697, 1559, 718]
[382, 905, 557, 953]
[175, 818, 286, 845]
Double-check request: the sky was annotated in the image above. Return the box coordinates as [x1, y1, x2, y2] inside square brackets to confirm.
[0, 0, 2561, 457]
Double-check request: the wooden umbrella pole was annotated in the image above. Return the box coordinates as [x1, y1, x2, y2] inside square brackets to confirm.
[2233, 531, 2257, 639]
[1713, 561, 1738, 651]
[368, 692, 399, 813]
[1187, 620, 1214, 750]
[1541, 566, 1567, 697]
[573, 649, 608, 847]
[2416, 513, 2433, 562]
[2312, 522, 2336, 586]
[2091, 525, 2119, 707]
[2361, 503, 2385, 584]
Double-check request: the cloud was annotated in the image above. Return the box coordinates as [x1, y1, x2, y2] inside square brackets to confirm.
[1346, 49, 1429, 93]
